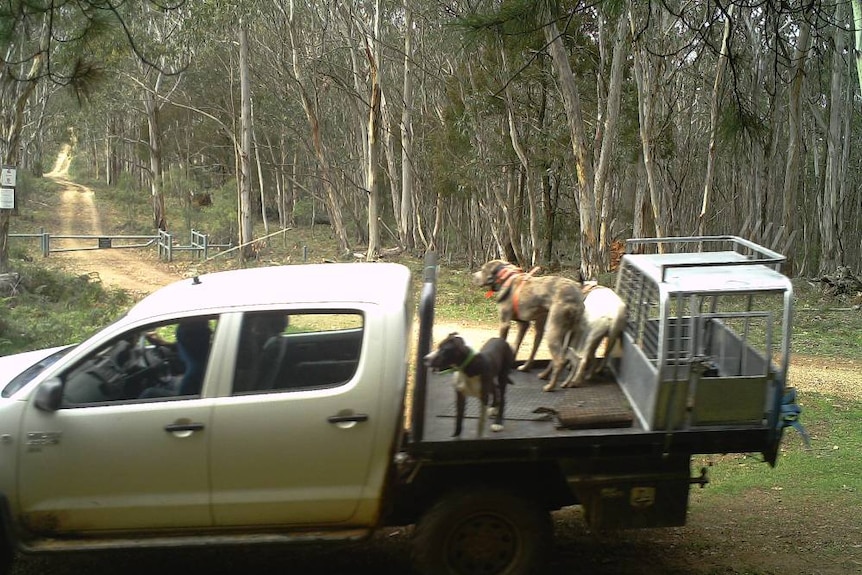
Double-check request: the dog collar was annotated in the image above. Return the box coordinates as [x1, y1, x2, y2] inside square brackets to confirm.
[457, 349, 477, 371]
[440, 348, 477, 374]
[490, 264, 521, 300]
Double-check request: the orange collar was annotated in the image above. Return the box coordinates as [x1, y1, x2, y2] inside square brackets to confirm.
[491, 264, 542, 319]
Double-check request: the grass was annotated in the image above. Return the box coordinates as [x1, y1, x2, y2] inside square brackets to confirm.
[695, 393, 862, 496]
[790, 279, 862, 359]
[0, 261, 131, 355]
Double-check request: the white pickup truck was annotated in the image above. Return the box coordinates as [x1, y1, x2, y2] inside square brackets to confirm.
[0, 235, 801, 575]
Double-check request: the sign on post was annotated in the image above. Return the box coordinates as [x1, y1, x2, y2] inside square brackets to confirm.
[0, 188, 13, 210]
[1, 166, 16, 210]
[0, 166, 16, 188]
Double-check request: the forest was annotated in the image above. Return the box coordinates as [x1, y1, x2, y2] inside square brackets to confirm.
[1, 0, 861, 278]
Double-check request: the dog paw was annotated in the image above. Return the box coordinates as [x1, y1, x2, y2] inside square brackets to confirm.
[487, 407, 499, 416]
[517, 363, 532, 372]
[490, 423, 503, 432]
[542, 382, 556, 392]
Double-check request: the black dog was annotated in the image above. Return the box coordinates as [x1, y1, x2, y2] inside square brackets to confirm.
[423, 333, 514, 437]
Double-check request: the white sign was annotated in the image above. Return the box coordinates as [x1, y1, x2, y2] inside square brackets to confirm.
[0, 187, 14, 209]
[0, 166, 16, 188]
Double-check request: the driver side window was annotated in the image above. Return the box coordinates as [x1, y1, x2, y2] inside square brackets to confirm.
[61, 316, 217, 406]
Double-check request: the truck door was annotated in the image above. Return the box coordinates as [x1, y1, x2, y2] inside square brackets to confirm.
[209, 310, 380, 526]
[17, 318, 217, 533]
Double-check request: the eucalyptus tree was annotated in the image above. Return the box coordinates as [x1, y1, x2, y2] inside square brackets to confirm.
[398, 0, 416, 251]
[819, 1, 852, 274]
[117, 2, 191, 231]
[282, 0, 353, 256]
[458, 1, 628, 275]
[0, 0, 188, 273]
[782, 8, 812, 274]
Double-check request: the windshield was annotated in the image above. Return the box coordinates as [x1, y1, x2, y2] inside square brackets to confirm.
[2, 346, 75, 398]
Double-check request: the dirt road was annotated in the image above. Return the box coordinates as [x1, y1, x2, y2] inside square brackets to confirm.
[43, 148, 183, 296]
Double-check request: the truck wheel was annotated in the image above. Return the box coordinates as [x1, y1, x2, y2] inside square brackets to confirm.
[412, 488, 552, 575]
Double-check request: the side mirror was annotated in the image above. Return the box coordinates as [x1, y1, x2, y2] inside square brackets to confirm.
[34, 378, 64, 412]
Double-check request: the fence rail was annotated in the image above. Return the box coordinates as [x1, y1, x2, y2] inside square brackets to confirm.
[11, 229, 230, 261]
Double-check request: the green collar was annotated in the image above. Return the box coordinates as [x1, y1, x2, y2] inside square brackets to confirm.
[440, 348, 477, 374]
[457, 348, 477, 371]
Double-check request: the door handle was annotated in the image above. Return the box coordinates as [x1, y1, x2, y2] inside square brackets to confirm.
[327, 414, 369, 424]
[164, 422, 205, 433]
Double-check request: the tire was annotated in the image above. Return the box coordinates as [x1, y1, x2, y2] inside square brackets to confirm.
[412, 488, 552, 575]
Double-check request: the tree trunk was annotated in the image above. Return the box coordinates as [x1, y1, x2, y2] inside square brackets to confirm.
[251, 99, 268, 236]
[143, 87, 167, 231]
[699, 4, 734, 237]
[782, 15, 811, 274]
[542, 4, 599, 277]
[0, 21, 46, 272]
[592, 14, 628, 269]
[288, 0, 351, 256]
[365, 17, 383, 261]
[820, 4, 847, 273]
[239, 23, 254, 259]
[852, 1, 862, 97]
[500, 43, 538, 266]
[628, 3, 666, 250]
[400, 1, 415, 251]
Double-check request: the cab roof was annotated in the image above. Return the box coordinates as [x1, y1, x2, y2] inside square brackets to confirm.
[125, 263, 412, 321]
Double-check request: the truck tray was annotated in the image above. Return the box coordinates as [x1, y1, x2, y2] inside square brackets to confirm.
[435, 375, 633, 428]
[422, 360, 639, 442]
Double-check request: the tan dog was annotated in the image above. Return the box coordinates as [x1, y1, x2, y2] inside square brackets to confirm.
[560, 281, 628, 389]
[473, 260, 585, 391]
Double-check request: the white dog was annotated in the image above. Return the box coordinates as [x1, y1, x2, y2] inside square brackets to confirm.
[557, 281, 627, 389]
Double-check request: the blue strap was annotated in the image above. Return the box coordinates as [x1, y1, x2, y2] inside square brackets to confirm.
[779, 387, 811, 448]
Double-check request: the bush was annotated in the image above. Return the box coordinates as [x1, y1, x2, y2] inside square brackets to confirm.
[0, 261, 131, 355]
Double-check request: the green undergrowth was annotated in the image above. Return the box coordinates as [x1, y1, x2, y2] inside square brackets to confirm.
[0, 261, 131, 356]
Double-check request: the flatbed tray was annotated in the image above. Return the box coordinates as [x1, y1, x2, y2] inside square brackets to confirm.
[409, 358, 775, 462]
[418, 360, 640, 442]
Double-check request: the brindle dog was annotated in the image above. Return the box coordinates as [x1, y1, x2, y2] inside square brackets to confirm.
[473, 260, 585, 391]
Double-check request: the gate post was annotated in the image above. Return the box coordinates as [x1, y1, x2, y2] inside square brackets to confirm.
[158, 229, 173, 262]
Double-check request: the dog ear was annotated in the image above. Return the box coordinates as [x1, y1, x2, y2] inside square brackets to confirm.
[452, 334, 468, 349]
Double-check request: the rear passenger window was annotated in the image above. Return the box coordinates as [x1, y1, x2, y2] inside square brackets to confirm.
[232, 311, 363, 395]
